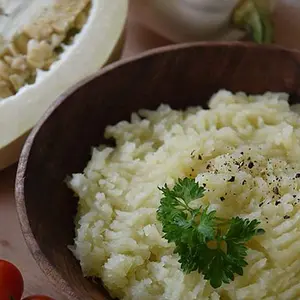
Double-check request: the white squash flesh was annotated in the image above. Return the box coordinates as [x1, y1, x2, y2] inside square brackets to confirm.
[0, 0, 92, 98]
[0, 0, 128, 170]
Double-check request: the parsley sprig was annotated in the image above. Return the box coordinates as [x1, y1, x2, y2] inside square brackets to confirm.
[157, 177, 265, 288]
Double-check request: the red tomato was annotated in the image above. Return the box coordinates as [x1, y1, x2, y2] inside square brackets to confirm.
[0, 259, 24, 300]
[22, 297, 55, 300]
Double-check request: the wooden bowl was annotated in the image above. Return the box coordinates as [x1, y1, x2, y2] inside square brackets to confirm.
[15, 42, 300, 300]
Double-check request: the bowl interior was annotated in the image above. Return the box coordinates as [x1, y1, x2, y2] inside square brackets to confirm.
[15, 43, 300, 300]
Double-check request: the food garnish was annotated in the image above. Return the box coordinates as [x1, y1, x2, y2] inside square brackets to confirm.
[157, 177, 265, 288]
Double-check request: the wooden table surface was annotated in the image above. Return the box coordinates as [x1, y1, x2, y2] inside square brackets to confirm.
[1, 1, 300, 298]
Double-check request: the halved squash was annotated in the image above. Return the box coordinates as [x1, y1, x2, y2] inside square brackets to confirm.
[0, 0, 128, 170]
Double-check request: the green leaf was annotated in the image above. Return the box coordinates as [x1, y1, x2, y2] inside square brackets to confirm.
[162, 177, 205, 205]
[225, 217, 265, 242]
[197, 207, 216, 243]
[157, 176, 265, 289]
[204, 250, 229, 288]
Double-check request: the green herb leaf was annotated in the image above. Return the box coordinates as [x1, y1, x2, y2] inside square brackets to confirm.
[157, 177, 264, 288]
[197, 207, 216, 242]
[225, 217, 265, 242]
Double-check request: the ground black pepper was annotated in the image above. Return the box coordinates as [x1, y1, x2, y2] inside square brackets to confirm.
[273, 187, 279, 195]
[248, 162, 254, 169]
[228, 176, 235, 182]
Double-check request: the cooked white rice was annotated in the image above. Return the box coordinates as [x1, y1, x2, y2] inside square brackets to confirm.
[68, 90, 300, 300]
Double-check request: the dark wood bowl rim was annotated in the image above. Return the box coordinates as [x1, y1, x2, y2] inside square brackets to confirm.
[14, 41, 300, 299]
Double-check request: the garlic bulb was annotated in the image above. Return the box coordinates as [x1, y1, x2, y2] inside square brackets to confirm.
[131, 0, 276, 43]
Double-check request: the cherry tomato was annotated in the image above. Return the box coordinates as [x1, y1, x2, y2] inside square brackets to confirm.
[0, 259, 24, 300]
[22, 296, 55, 300]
